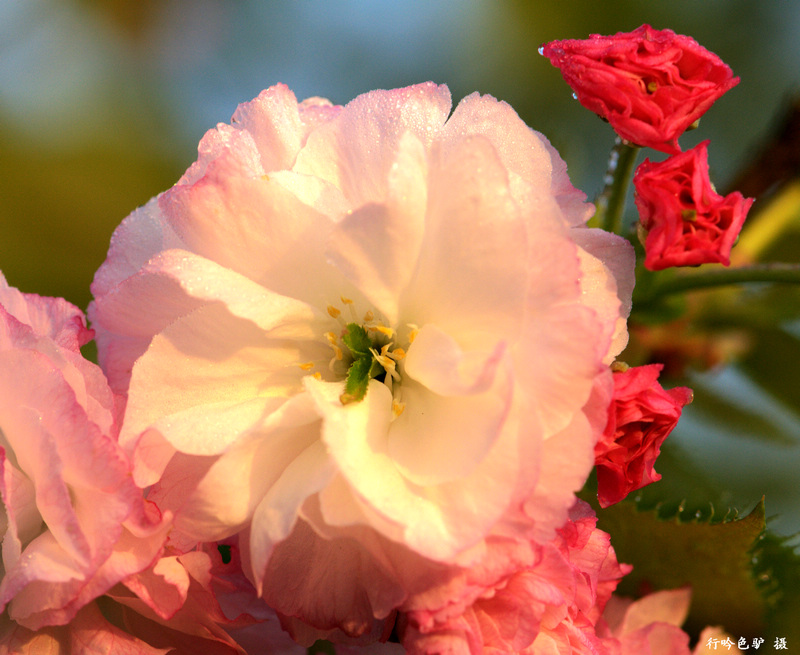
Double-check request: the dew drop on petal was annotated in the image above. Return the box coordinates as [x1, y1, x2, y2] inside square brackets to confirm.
[538, 46, 544, 55]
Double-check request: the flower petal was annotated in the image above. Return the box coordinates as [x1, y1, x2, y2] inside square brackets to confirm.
[120, 299, 319, 458]
[307, 377, 522, 560]
[442, 91, 592, 226]
[294, 82, 452, 207]
[327, 131, 428, 325]
[164, 394, 322, 541]
[402, 133, 528, 350]
[571, 227, 635, 363]
[249, 439, 336, 587]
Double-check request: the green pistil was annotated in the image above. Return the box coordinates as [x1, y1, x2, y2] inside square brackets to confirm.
[339, 323, 387, 404]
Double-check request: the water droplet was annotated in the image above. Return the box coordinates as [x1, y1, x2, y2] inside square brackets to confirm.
[538, 46, 544, 56]
[571, 92, 578, 100]
[695, 510, 702, 519]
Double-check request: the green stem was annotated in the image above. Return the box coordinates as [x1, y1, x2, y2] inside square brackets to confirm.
[642, 263, 800, 300]
[594, 141, 641, 236]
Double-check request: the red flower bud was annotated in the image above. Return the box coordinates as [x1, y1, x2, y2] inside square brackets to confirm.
[634, 140, 754, 270]
[541, 25, 739, 153]
[595, 364, 693, 508]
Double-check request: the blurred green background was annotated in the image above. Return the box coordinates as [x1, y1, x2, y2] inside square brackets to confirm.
[1, 1, 799, 548]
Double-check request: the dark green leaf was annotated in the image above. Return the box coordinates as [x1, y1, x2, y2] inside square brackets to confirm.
[342, 323, 372, 358]
[751, 531, 800, 645]
[340, 355, 372, 404]
[594, 498, 767, 639]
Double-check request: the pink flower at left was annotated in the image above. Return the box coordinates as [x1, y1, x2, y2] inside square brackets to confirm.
[0, 273, 169, 633]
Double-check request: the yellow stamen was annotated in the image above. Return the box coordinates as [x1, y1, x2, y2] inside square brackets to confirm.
[298, 362, 315, 371]
[390, 348, 406, 360]
[407, 324, 419, 344]
[312, 372, 322, 380]
[371, 346, 400, 382]
[363, 310, 374, 322]
[370, 325, 394, 338]
[392, 401, 405, 418]
[327, 305, 341, 318]
[340, 296, 354, 305]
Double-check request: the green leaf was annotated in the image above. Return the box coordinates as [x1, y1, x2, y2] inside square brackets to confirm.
[594, 498, 767, 639]
[340, 355, 373, 404]
[342, 323, 372, 358]
[751, 531, 800, 644]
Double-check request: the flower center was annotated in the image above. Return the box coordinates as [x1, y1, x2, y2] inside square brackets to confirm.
[301, 296, 415, 418]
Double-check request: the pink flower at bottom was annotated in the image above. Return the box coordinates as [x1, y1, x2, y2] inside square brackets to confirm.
[0, 541, 304, 654]
[104, 543, 304, 655]
[600, 589, 741, 655]
[0, 602, 170, 655]
[600, 588, 692, 654]
[634, 141, 754, 270]
[398, 501, 631, 655]
[595, 364, 693, 508]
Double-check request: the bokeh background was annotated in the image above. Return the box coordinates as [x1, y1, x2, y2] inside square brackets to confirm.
[2, 1, 799, 546]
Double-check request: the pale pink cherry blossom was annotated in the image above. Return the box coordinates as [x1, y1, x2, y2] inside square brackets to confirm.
[90, 82, 634, 635]
[0, 274, 169, 633]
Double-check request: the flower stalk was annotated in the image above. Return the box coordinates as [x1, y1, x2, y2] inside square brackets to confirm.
[636, 263, 800, 301]
[593, 140, 640, 236]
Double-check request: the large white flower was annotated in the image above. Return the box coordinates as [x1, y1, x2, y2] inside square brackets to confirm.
[89, 83, 633, 616]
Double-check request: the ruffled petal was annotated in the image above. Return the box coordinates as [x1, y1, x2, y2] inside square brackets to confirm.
[327, 131, 428, 325]
[295, 82, 452, 207]
[402, 133, 528, 350]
